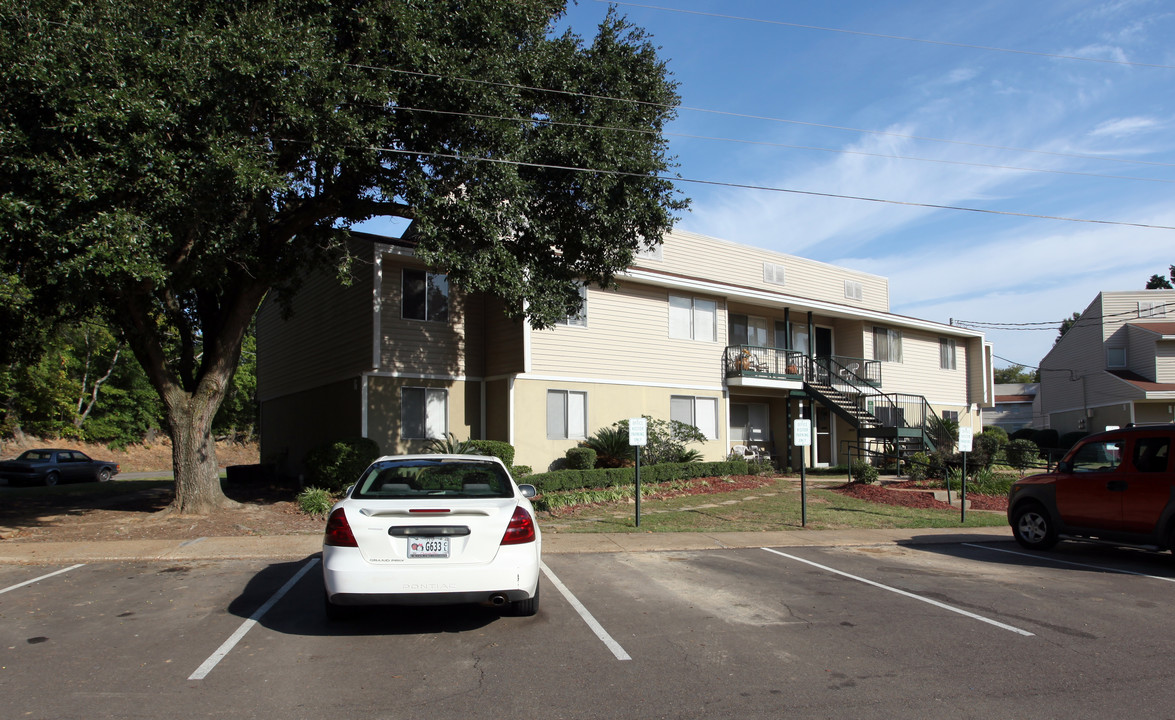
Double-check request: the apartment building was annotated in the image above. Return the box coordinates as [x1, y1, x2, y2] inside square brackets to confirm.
[1039, 290, 1175, 433]
[257, 229, 993, 474]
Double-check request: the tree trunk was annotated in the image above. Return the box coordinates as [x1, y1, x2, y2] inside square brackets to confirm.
[165, 388, 238, 515]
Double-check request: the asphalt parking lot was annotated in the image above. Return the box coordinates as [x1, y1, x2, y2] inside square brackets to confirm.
[4, 539, 1175, 719]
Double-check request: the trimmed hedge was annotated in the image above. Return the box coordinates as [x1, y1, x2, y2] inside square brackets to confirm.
[565, 447, 597, 470]
[303, 437, 381, 492]
[468, 440, 514, 467]
[528, 459, 750, 494]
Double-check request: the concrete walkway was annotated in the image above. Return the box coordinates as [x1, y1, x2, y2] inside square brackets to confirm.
[0, 526, 1011, 564]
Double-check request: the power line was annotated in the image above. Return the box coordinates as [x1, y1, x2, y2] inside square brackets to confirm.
[365, 66, 1175, 170]
[387, 105, 1175, 185]
[360, 145, 1175, 231]
[600, 1, 1175, 70]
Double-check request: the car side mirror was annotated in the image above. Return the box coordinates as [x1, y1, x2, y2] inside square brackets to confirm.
[1057, 460, 1072, 474]
[519, 484, 537, 499]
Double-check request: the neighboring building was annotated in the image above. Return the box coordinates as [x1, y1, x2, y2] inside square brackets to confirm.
[984, 383, 1039, 432]
[1039, 290, 1175, 433]
[257, 229, 993, 475]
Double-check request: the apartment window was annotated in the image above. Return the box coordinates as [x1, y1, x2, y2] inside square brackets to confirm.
[845, 280, 863, 301]
[557, 285, 587, 327]
[873, 326, 903, 362]
[669, 295, 717, 342]
[763, 262, 787, 286]
[942, 410, 959, 423]
[728, 314, 768, 346]
[939, 338, 957, 370]
[401, 387, 447, 439]
[670, 396, 718, 440]
[636, 242, 663, 261]
[402, 269, 449, 322]
[1139, 301, 1166, 318]
[546, 390, 587, 440]
[1106, 347, 1126, 368]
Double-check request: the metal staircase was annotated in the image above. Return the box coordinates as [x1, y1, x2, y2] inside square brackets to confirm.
[797, 355, 937, 455]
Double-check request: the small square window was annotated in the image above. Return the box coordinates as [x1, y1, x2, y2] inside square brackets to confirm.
[1106, 347, 1126, 368]
[402, 268, 449, 322]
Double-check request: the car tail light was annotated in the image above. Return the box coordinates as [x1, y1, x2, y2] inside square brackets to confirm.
[324, 508, 358, 547]
[501, 506, 536, 545]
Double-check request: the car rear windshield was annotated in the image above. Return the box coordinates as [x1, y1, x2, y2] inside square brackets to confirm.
[352, 459, 515, 499]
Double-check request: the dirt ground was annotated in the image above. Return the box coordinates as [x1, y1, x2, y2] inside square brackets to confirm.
[0, 438, 326, 542]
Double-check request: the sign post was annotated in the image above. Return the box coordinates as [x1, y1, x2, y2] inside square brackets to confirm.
[793, 418, 812, 527]
[957, 427, 973, 522]
[628, 417, 648, 528]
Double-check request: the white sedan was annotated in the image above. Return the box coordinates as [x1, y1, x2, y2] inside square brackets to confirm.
[322, 454, 541, 619]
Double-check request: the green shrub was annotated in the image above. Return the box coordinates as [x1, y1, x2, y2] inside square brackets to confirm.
[944, 466, 1015, 496]
[427, 432, 483, 455]
[1009, 427, 1036, 442]
[303, 437, 381, 492]
[906, 451, 930, 482]
[1034, 428, 1059, 450]
[469, 440, 515, 467]
[850, 459, 879, 484]
[1057, 431, 1088, 451]
[510, 465, 532, 478]
[1005, 438, 1040, 475]
[565, 447, 597, 470]
[981, 426, 1009, 444]
[584, 426, 632, 468]
[296, 487, 334, 516]
[972, 433, 1002, 468]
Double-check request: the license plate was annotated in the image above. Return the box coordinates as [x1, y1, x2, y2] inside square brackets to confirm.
[407, 537, 450, 558]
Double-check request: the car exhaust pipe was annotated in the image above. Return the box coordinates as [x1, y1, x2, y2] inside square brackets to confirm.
[489, 593, 509, 607]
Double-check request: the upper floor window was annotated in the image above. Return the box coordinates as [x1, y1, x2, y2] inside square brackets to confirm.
[1106, 347, 1126, 367]
[402, 269, 449, 322]
[669, 295, 716, 342]
[873, 326, 903, 363]
[1139, 301, 1167, 318]
[845, 280, 863, 301]
[939, 338, 957, 370]
[557, 285, 587, 327]
[728, 314, 768, 346]
[763, 262, 786, 286]
[402, 387, 447, 439]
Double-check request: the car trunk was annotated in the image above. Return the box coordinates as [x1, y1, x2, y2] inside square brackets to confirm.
[343, 498, 517, 565]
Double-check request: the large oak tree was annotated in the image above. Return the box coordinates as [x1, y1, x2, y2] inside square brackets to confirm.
[0, 0, 686, 513]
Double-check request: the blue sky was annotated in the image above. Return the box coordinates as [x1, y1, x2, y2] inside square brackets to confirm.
[363, 0, 1175, 370]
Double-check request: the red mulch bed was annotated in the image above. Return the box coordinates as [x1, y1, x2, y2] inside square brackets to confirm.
[833, 482, 1007, 511]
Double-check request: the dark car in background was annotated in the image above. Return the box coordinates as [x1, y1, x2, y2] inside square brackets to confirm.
[1008, 424, 1174, 552]
[0, 449, 120, 487]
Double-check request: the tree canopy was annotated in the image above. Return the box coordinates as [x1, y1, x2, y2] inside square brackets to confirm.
[0, 0, 686, 512]
[993, 364, 1039, 384]
[1145, 265, 1174, 289]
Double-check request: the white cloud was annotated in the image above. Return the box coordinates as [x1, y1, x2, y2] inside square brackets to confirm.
[1088, 116, 1161, 138]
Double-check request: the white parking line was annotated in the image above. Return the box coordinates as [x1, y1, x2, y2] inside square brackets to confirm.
[0, 564, 86, 595]
[540, 562, 631, 661]
[189, 558, 320, 680]
[761, 547, 1035, 637]
[963, 543, 1175, 583]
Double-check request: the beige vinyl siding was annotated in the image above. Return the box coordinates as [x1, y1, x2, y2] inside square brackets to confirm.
[258, 378, 362, 474]
[1126, 325, 1157, 379]
[528, 283, 726, 387]
[484, 296, 525, 377]
[866, 326, 971, 406]
[1040, 295, 1105, 414]
[378, 256, 475, 377]
[634, 230, 889, 313]
[256, 251, 374, 401]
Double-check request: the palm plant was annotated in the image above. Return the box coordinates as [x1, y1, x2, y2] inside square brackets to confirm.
[426, 432, 483, 455]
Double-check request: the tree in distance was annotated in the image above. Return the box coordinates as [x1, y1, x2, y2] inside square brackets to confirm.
[0, 0, 686, 513]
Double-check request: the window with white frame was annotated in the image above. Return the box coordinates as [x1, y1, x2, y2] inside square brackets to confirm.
[1139, 301, 1167, 318]
[670, 395, 718, 440]
[942, 410, 959, 423]
[557, 285, 587, 327]
[402, 268, 449, 322]
[1106, 347, 1126, 368]
[939, 338, 957, 370]
[728, 314, 768, 346]
[668, 295, 717, 342]
[546, 390, 587, 440]
[873, 326, 903, 362]
[401, 387, 447, 439]
[845, 280, 863, 301]
[763, 262, 786, 286]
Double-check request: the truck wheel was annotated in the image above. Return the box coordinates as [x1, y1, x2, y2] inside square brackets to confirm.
[1011, 503, 1057, 550]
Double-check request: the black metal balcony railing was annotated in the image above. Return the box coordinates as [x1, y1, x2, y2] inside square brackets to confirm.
[723, 345, 881, 386]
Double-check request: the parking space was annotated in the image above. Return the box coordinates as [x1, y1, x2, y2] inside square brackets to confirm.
[4, 540, 1175, 718]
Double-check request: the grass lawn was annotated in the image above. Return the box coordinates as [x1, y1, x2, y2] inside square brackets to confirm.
[538, 476, 1008, 534]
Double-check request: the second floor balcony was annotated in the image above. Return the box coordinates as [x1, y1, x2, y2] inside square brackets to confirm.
[723, 345, 882, 387]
